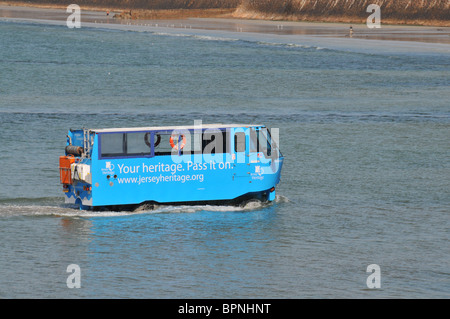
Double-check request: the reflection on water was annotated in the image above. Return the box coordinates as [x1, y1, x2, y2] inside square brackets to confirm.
[54, 203, 281, 298]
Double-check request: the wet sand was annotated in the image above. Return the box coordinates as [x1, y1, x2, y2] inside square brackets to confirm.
[1, 4, 450, 50]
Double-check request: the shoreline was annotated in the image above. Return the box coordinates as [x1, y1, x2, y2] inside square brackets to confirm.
[1, 3, 450, 47]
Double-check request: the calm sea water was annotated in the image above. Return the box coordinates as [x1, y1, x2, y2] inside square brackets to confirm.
[0, 19, 449, 298]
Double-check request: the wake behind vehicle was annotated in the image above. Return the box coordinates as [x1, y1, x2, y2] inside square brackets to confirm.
[59, 123, 283, 210]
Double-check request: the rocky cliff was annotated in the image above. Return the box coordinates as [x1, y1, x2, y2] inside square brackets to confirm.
[234, 0, 450, 26]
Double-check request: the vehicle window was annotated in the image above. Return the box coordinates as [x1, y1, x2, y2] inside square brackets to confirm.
[259, 128, 272, 156]
[203, 130, 225, 154]
[127, 132, 151, 156]
[249, 128, 273, 157]
[154, 134, 175, 156]
[100, 130, 232, 158]
[100, 133, 125, 157]
[234, 132, 246, 152]
[100, 132, 150, 158]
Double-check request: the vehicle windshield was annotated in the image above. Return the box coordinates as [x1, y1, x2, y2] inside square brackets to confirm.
[250, 127, 280, 158]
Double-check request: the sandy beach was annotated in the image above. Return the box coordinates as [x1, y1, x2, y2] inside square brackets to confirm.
[1, 3, 450, 50]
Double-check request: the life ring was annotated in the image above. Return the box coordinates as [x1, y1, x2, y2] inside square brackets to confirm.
[170, 134, 186, 150]
[144, 133, 161, 148]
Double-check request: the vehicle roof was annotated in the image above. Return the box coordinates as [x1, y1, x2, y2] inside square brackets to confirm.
[91, 123, 264, 133]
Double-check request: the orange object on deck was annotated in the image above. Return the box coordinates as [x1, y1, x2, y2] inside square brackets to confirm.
[59, 155, 75, 184]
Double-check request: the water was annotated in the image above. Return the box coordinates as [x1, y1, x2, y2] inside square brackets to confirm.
[0, 19, 449, 298]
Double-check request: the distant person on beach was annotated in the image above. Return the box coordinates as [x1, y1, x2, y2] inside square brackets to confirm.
[349, 26, 354, 37]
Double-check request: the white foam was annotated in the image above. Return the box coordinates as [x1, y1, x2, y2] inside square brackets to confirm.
[0, 196, 287, 218]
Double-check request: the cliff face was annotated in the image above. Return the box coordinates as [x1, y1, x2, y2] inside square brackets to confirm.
[235, 0, 450, 25]
[4, 0, 449, 25]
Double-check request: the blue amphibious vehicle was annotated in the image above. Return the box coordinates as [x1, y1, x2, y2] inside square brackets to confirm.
[59, 124, 283, 210]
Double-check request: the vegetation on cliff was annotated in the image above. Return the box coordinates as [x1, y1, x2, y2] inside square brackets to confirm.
[234, 0, 450, 26]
